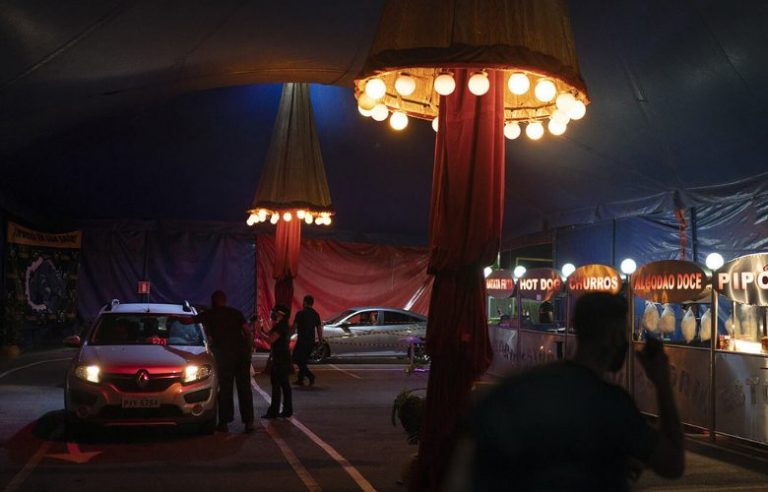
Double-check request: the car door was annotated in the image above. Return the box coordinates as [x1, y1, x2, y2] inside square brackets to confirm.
[328, 311, 378, 356]
[380, 310, 421, 356]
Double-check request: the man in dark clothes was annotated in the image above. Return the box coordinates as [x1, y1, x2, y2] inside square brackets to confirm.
[173, 290, 254, 433]
[262, 304, 293, 419]
[470, 293, 684, 491]
[292, 295, 322, 386]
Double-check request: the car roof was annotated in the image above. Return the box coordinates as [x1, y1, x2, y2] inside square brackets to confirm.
[99, 303, 197, 316]
[344, 307, 427, 320]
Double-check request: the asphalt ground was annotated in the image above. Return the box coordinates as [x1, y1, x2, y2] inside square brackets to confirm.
[0, 350, 766, 491]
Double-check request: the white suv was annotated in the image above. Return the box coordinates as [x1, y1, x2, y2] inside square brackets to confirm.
[64, 300, 218, 434]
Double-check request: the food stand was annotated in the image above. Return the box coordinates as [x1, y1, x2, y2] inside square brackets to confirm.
[486, 269, 518, 375]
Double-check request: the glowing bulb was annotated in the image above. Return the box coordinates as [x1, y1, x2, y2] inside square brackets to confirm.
[620, 258, 637, 275]
[534, 79, 557, 102]
[394, 74, 416, 96]
[525, 121, 544, 140]
[358, 105, 373, 117]
[561, 263, 576, 278]
[568, 100, 586, 120]
[389, 111, 409, 131]
[283, 212, 292, 222]
[705, 253, 724, 270]
[503, 122, 521, 140]
[325, 217, 332, 226]
[555, 92, 576, 112]
[513, 265, 527, 278]
[434, 73, 456, 96]
[305, 214, 314, 225]
[357, 93, 377, 110]
[484, 267, 493, 278]
[551, 109, 570, 125]
[270, 213, 279, 224]
[508, 73, 530, 95]
[371, 103, 389, 121]
[246, 214, 257, 226]
[548, 118, 567, 136]
[432, 117, 439, 132]
[365, 78, 386, 100]
[468, 72, 490, 96]
[258, 209, 268, 221]
[296, 210, 306, 219]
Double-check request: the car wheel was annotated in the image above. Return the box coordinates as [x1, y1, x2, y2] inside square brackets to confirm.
[309, 342, 330, 364]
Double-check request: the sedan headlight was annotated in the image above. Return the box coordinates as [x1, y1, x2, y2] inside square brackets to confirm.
[184, 364, 212, 384]
[74, 365, 100, 384]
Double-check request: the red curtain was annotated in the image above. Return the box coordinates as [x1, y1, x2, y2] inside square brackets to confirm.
[257, 235, 432, 323]
[414, 69, 505, 490]
[273, 219, 302, 306]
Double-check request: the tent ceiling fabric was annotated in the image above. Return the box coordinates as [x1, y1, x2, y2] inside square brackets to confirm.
[1, 1, 767, 242]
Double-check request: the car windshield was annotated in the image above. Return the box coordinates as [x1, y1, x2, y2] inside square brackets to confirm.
[325, 309, 355, 325]
[90, 314, 204, 346]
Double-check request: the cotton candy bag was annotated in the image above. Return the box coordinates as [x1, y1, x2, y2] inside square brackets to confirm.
[659, 304, 676, 335]
[699, 308, 712, 342]
[681, 308, 696, 343]
[642, 302, 660, 333]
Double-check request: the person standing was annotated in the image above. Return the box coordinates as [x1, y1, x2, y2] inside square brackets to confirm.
[262, 304, 293, 419]
[173, 290, 255, 433]
[292, 295, 322, 386]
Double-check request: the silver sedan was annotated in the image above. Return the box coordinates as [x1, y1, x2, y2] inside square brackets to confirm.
[308, 307, 427, 362]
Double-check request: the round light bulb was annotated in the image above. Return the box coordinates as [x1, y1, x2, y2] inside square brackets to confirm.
[305, 214, 314, 225]
[555, 92, 577, 112]
[534, 79, 557, 102]
[508, 73, 530, 95]
[561, 263, 576, 278]
[568, 100, 586, 120]
[551, 109, 571, 125]
[705, 253, 725, 270]
[434, 73, 456, 96]
[358, 105, 373, 117]
[371, 103, 389, 121]
[270, 213, 279, 225]
[283, 212, 292, 222]
[484, 266, 493, 278]
[394, 74, 416, 96]
[525, 121, 544, 140]
[357, 93, 377, 110]
[504, 122, 521, 140]
[513, 265, 527, 278]
[365, 78, 386, 100]
[620, 258, 637, 275]
[468, 72, 490, 96]
[296, 210, 306, 219]
[548, 118, 567, 136]
[325, 217, 332, 226]
[432, 117, 439, 132]
[258, 209, 268, 221]
[246, 214, 257, 226]
[389, 111, 409, 131]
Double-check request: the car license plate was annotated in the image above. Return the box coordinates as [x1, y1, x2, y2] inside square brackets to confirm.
[121, 397, 160, 409]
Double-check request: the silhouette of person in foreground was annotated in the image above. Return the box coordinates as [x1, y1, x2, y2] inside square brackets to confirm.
[470, 292, 684, 491]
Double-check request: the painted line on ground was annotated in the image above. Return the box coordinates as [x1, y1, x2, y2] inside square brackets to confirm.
[261, 421, 322, 491]
[251, 380, 376, 492]
[0, 358, 72, 380]
[328, 364, 362, 380]
[2, 423, 64, 492]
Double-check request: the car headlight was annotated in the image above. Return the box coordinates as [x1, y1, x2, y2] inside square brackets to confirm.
[74, 365, 100, 384]
[184, 364, 212, 384]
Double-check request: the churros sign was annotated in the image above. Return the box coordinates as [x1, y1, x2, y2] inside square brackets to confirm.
[567, 264, 622, 295]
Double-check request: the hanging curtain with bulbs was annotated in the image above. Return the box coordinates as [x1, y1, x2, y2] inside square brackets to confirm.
[248, 82, 334, 309]
[413, 69, 504, 490]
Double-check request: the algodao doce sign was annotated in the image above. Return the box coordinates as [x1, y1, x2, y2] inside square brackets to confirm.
[714, 253, 768, 306]
[485, 269, 515, 298]
[567, 264, 622, 295]
[518, 268, 563, 301]
[631, 260, 709, 303]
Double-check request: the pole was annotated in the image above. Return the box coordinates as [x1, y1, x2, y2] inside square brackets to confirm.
[709, 289, 718, 442]
[627, 279, 635, 395]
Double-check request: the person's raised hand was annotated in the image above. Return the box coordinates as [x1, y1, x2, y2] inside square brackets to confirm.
[636, 336, 671, 386]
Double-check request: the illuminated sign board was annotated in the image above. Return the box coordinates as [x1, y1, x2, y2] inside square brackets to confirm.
[485, 269, 515, 298]
[567, 264, 622, 295]
[518, 268, 562, 301]
[631, 260, 708, 303]
[714, 253, 768, 306]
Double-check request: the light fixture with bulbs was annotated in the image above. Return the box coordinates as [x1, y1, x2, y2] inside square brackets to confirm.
[247, 208, 333, 227]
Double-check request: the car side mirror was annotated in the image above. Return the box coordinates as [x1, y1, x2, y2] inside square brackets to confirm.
[340, 322, 351, 332]
[64, 335, 82, 348]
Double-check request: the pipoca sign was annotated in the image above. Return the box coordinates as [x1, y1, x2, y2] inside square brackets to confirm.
[518, 268, 563, 301]
[567, 264, 622, 295]
[714, 253, 768, 306]
[631, 260, 709, 303]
